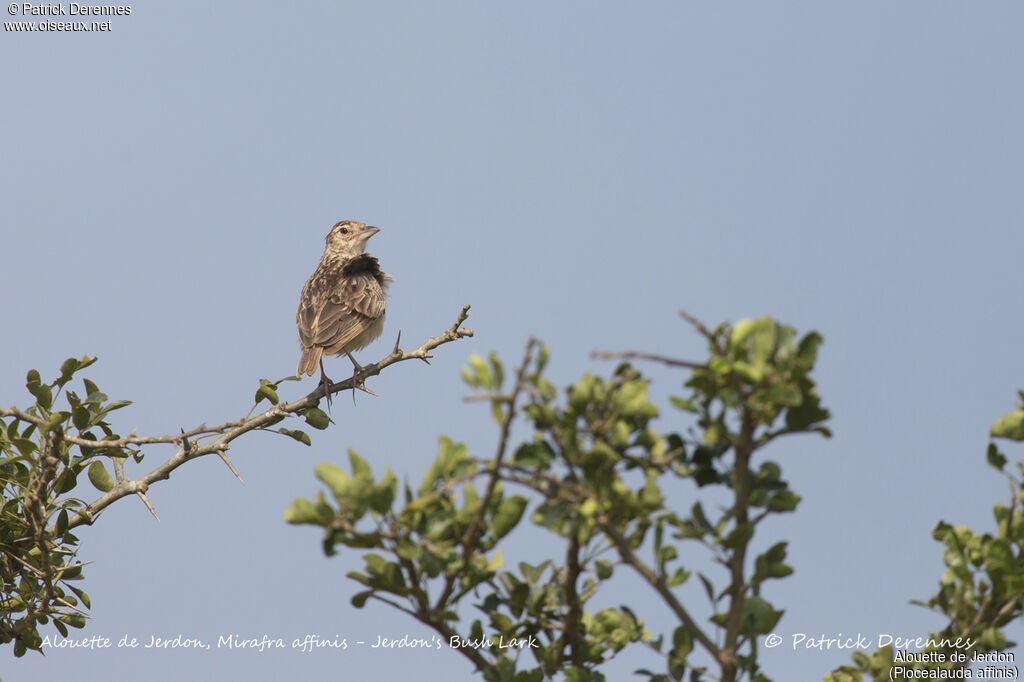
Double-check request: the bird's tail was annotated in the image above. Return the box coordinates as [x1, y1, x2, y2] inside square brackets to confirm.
[297, 347, 323, 377]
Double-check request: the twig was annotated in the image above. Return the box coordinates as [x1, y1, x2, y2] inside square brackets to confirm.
[565, 528, 584, 668]
[590, 350, 706, 370]
[599, 520, 722, 665]
[679, 310, 714, 340]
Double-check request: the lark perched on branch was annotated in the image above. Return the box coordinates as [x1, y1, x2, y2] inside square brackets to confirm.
[296, 220, 392, 406]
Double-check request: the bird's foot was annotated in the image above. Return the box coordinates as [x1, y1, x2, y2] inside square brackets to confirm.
[318, 360, 334, 412]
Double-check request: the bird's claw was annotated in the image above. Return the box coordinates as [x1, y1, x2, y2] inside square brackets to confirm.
[319, 359, 334, 412]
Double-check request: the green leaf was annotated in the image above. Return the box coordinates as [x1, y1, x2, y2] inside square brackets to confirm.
[45, 411, 70, 429]
[639, 470, 664, 508]
[615, 380, 659, 419]
[722, 522, 754, 549]
[102, 400, 132, 414]
[84, 391, 108, 405]
[63, 615, 87, 629]
[30, 383, 53, 411]
[796, 332, 822, 367]
[486, 549, 504, 573]
[986, 443, 1007, 471]
[691, 502, 712, 532]
[303, 407, 331, 430]
[669, 396, 697, 413]
[749, 319, 778, 364]
[87, 461, 114, 492]
[68, 584, 91, 609]
[283, 497, 328, 525]
[741, 595, 783, 634]
[255, 379, 280, 406]
[668, 625, 693, 679]
[579, 497, 599, 518]
[491, 495, 528, 540]
[490, 400, 505, 425]
[732, 361, 764, 384]
[668, 567, 690, 586]
[316, 462, 350, 500]
[82, 378, 100, 398]
[12, 438, 37, 457]
[754, 542, 793, 583]
[59, 357, 82, 382]
[489, 351, 505, 390]
[990, 409, 1024, 441]
[349, 450, 372, 478]
[512, 441, 555, 469]
[55, 468, 77, 494]
[468, 353, 492, 390]
[766, 489, 801, 512]
[535, 343, 549, 374]
[72, 406, 91, 431]
[985, 538, 1014, 571]
[369, 468, 398, 514]
[519, 561, 549, 585]
[280, 428, 311, 446]
[730, 318, 757, 348]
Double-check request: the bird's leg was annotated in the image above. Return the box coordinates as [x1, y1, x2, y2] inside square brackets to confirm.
[318, 358, 334, 411]
[345, 352, 379, 405]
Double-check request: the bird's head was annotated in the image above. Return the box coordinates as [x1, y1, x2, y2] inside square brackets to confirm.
[324, 220, 380, 258]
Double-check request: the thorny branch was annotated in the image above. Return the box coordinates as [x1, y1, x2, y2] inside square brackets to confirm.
[2, 306, 474, 534]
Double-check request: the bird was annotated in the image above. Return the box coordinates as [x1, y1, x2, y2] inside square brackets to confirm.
[296, 220, 392, 407]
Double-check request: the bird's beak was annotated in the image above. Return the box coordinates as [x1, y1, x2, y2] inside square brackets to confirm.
[358, 226, 380, 242]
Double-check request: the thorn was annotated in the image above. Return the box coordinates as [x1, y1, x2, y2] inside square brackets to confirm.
[136, 491, 160, 521]
[392, 330, 402, 353]
[217, 449, 244, 483]
[345, 352, 379, 404]
[180, 427, 192, 456]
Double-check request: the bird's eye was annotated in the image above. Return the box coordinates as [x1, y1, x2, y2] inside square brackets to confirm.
[340, 227, 348, 234]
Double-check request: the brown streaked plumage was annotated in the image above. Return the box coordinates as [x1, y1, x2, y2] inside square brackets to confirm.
[296, 220, 391, 402]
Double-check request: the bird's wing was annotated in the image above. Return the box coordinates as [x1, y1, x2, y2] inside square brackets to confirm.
[299, 271, 385, 351]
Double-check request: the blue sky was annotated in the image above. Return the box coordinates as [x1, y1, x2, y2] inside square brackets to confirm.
[2, 2, 1022, 680]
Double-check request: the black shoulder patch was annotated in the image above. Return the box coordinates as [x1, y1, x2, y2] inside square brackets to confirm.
[341, 254, 384, 277]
